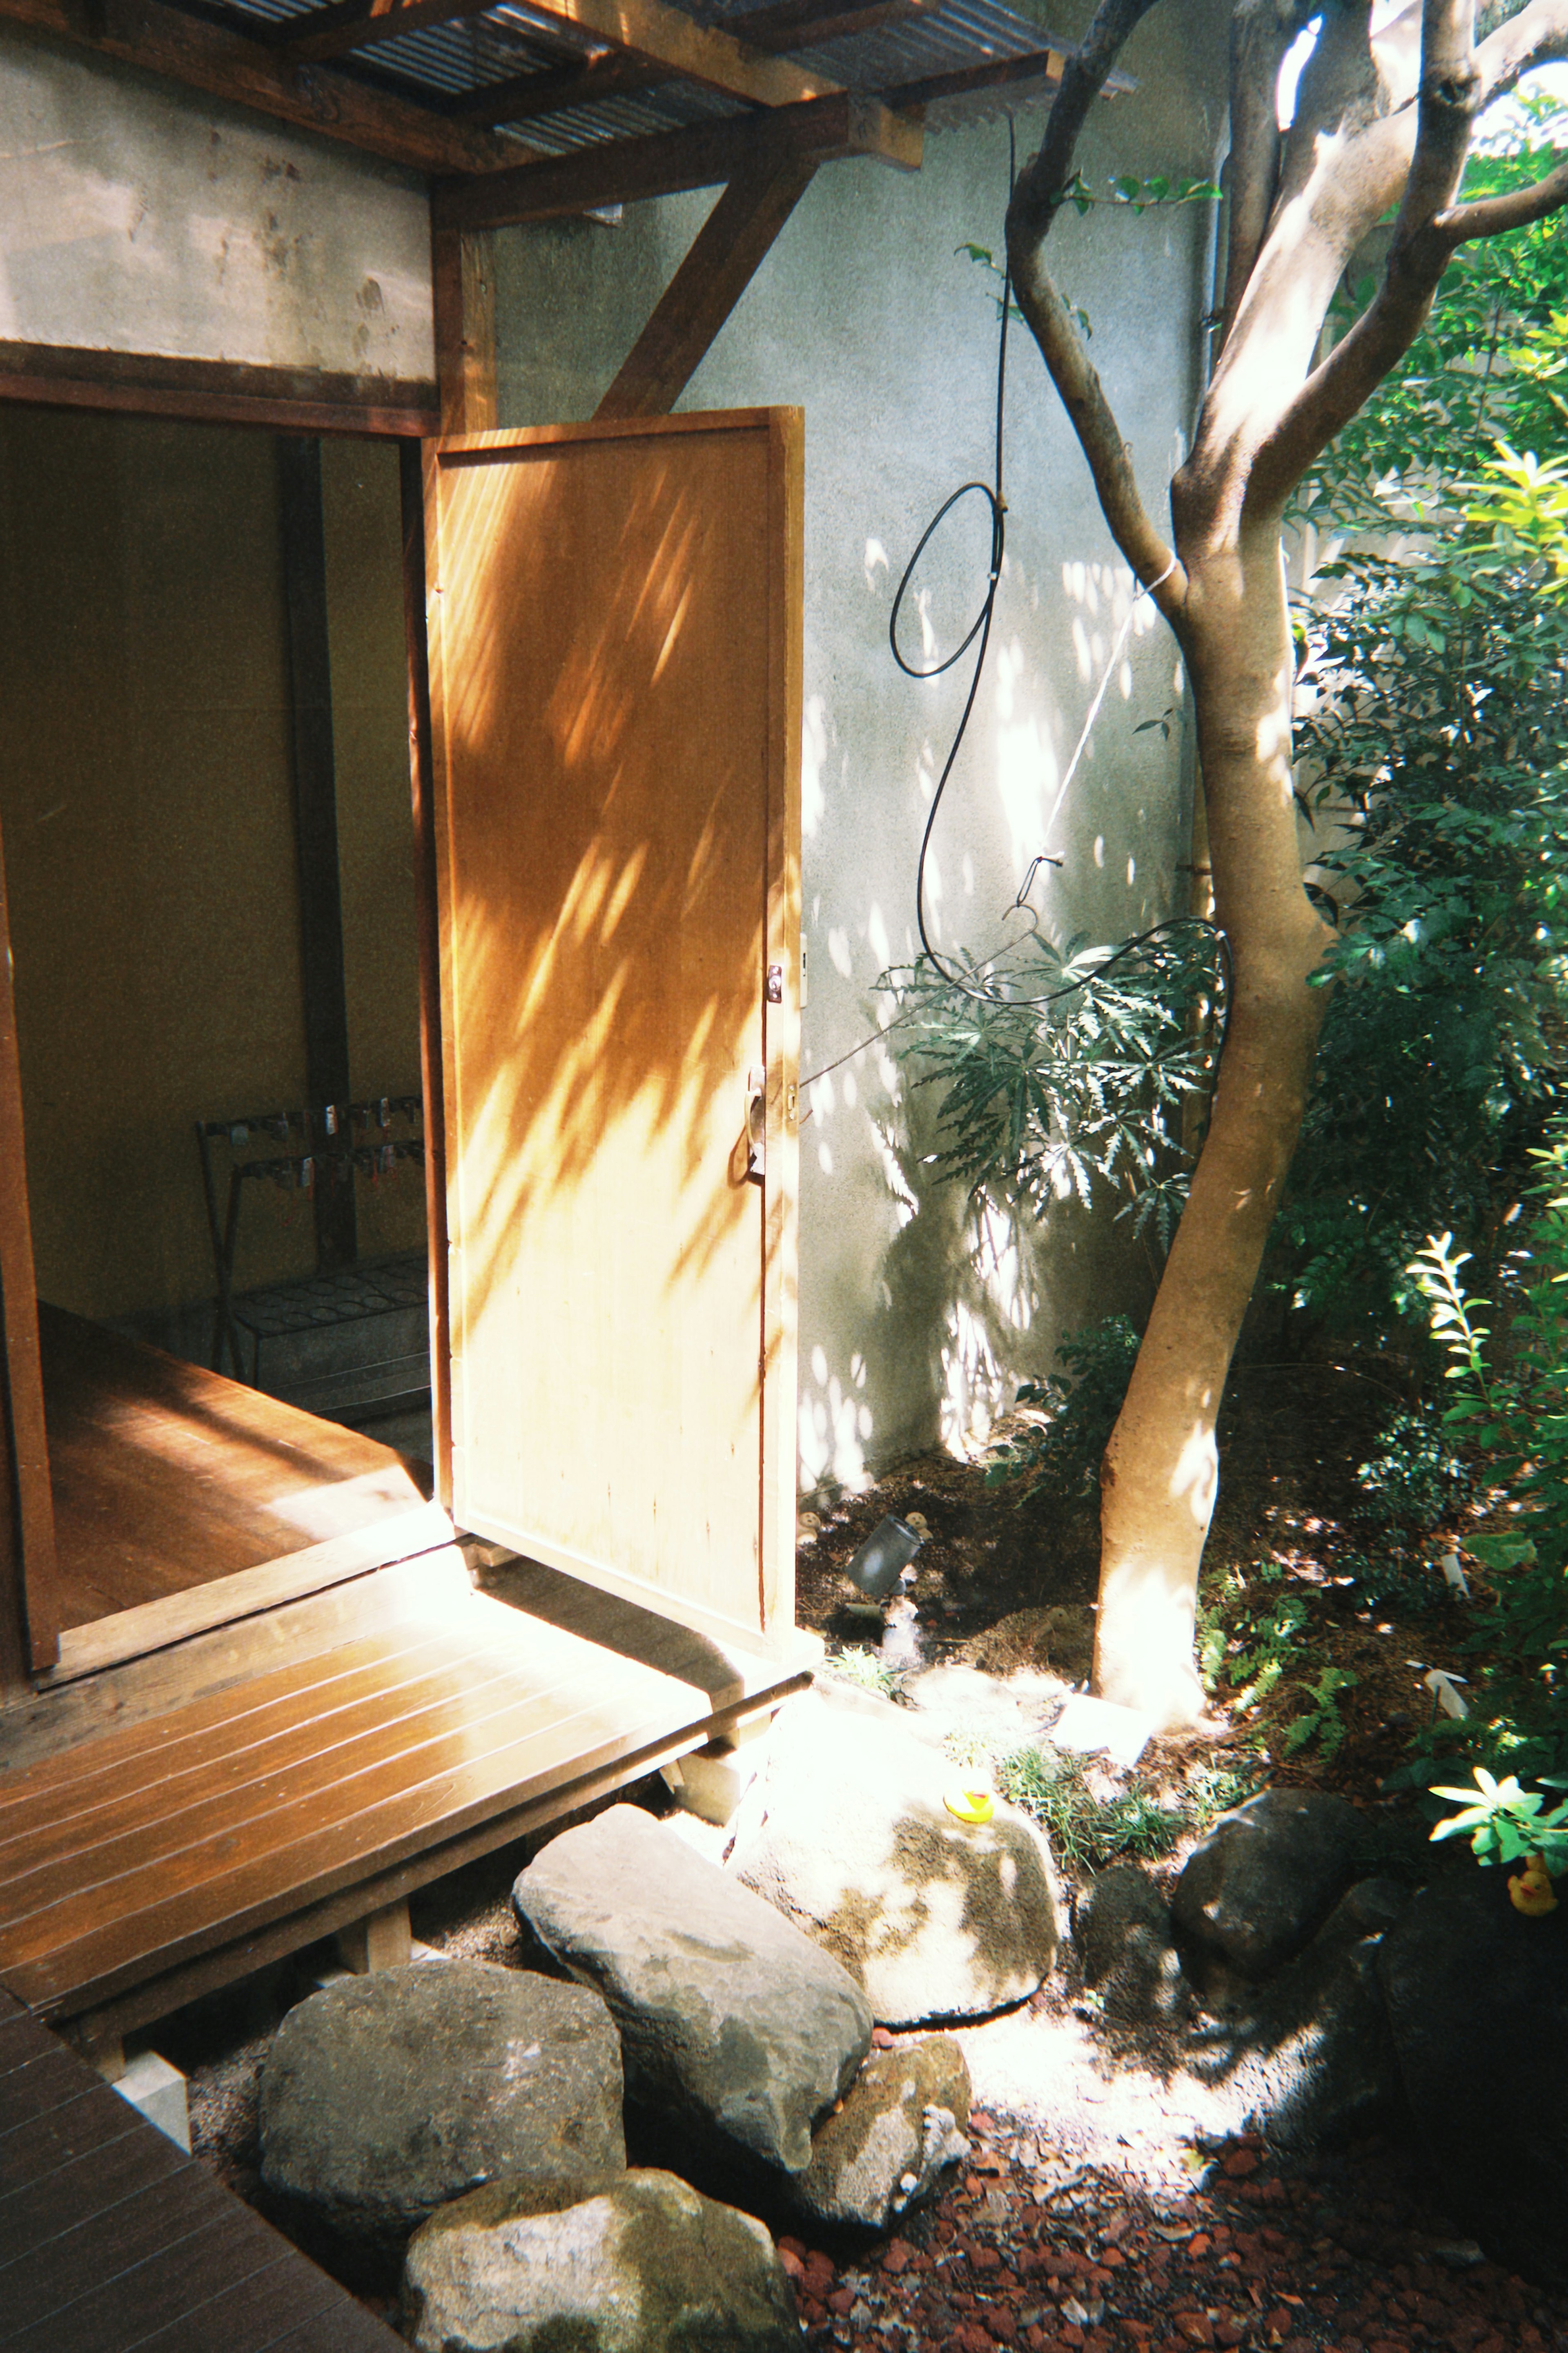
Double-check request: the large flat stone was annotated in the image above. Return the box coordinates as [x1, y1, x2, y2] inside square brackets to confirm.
[513, 1804, 871, 2174]
[731, 1690, 1061, 2025]
[259, 1960, 624, 2239]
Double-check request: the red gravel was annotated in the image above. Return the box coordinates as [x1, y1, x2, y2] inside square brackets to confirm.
[777, 2115, 1568, 2353]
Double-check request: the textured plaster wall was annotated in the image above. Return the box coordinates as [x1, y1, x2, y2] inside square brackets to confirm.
[494, 14, 1229, 1492]
[0, 21, 432, 377]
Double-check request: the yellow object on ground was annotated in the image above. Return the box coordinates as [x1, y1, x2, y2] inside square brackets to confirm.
[944, 1782, 994, 1825]
[1508, 1853, 1558, 1916]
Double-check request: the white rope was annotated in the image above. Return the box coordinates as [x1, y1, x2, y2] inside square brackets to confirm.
[1034, 552, 1180, 865]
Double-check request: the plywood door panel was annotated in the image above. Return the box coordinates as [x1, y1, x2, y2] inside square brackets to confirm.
[424, 410, 801, 1653]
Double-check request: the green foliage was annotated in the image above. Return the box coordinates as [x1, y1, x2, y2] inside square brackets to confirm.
[1404, 1131, 1568, 1780]
[820, 1644, 904, 1700]
[984, 1314, 1141, 1503]
[992, 1745, 1185, 1870]
[1279, 105, 1568, 1334]
[883, 926, 1225, 1253]
[1355, 1407, 1474, 1534]
[1281, 1664, 1359, 1762]
[1429, 1764, 1568, 1870]
[1200, 1563, 1310, 1715]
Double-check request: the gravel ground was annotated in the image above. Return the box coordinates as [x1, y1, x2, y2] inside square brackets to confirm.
[782, 2110, 1568, 2353]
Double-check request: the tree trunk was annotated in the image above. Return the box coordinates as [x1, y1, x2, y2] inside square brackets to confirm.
[1091, 538, 1333, 1725]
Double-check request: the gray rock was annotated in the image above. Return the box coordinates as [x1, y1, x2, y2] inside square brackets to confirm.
[1172, 1789, 1363, 1981]
[259, 1961, 624, 2239]
[402, 2168, 801, 2353]
[513, 1804, 870, 2174]
[792, 2035, 971, 2230]
[1378, 1869, 1568, 2286]
[731, 1691, 1060, 2026]
[1074, 1863, 1187, 2025]
[1184, 1878, 1411, 2148]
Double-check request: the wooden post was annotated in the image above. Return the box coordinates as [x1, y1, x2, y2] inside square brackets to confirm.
[277, 436, 357, 1272]
[432, 225, 499, 435]
[596, 150, 817, 421]
[336, 1898, 413, 1972]
[400, 439, 453, 1514]
[0, 812, 57, 1688]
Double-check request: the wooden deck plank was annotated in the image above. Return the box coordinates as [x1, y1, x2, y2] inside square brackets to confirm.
[0, 1989, 401, 2353]
[126, 2262, 345, 2353]
[0, 1627, 537, 1884]
[0, 2109, 190, 2250]
[0, 1614, 466, 1815]
[40, 1303, 431, 1630]
[4, 1667, 702, 2015]
[3, 1655, 671, 1985]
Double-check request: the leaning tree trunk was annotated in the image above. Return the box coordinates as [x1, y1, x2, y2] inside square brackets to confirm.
[1004, 0, 1568, 1731]
[1092, 538, 1332, 1723]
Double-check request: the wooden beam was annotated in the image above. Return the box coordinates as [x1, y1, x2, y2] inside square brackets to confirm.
[0, 341, 437, 435]
[886, 46, 1069, 109]
[399, 442, 453, 1517]
[282, 0, 840, 110]
[0, 0, 537, 176]
[435, 91, 922, 232]
[277, 438, 357, 1274]
[596, 149, 816, 420]
[432, 223, 498, 433]
[444, 0, 920, 127]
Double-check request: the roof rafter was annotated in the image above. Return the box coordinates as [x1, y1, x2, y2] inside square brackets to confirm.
[440, 0, 925, 125]
[0, 0, 537, 174]
[434, 86, 921, 228]
[280, 0, 841, 111]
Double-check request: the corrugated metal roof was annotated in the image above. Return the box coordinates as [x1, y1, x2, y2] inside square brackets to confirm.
[212, 0, 1074, 148]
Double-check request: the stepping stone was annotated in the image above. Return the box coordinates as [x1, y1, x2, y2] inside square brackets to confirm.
[513, 1804, 870, 2173]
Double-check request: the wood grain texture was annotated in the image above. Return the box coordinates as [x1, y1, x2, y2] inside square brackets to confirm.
[0, 1989, 401, 2351]
[0, 341, 438, 437]
[40, 1305, 431, 1632]
[435, 94, 922, 232]
[0, 811, 54, 1686]
[0, 1584, 764, 2019]
[595, 153, 817, 422]
[424, 412, 801, 1651]
[432, 226, 499, 438]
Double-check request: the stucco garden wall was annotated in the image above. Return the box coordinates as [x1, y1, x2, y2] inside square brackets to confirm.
[493, 9, 1230, 1492]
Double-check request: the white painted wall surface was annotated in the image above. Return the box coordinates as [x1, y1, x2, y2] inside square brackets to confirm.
[0, 23, 433, 377]
[491, 12, 1230, 1492]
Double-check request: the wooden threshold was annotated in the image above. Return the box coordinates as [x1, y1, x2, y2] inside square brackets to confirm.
[0, 1986, 403, 2351]
[42, 1505, 453, 1687]
[0, 1561, 812, 2039]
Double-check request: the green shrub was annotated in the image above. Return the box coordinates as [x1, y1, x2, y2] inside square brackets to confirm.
[985, 1314, 1142, 1504]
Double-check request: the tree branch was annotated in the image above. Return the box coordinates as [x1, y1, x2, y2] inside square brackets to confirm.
[1475, 0, 1568, 101]
[1218, 0, 1321, 354]
[1005, 0, 1187, 617]
[1443, 149, 1568, 235]
[1245, 0, 1483, 514]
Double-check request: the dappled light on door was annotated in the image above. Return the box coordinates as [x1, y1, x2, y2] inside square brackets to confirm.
[425, 418, 798, 1642]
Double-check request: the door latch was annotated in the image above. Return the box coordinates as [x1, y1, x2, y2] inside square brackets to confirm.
[745, 1067, 766, 1184]
[765, 963, 784, 1005]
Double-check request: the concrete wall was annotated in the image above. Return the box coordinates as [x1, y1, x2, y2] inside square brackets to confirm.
[493, 12, 1228, 1490]
[0, 409, 423, 1321]
[0, 20, 432, 377]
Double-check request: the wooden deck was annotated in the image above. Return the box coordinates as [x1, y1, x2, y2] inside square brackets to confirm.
[0, 1984, 403, 2351]
[40, 1303, 445, 1664]
[0, 1553, 813, 2044]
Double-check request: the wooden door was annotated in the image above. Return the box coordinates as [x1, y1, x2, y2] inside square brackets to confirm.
[423, 410, 802, 1654]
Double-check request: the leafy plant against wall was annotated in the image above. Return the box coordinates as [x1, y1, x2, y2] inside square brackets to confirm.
[1278, 109, 1568, 1334]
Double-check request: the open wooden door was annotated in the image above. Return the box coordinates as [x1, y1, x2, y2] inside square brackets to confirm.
[423, 410, 802, 1655]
